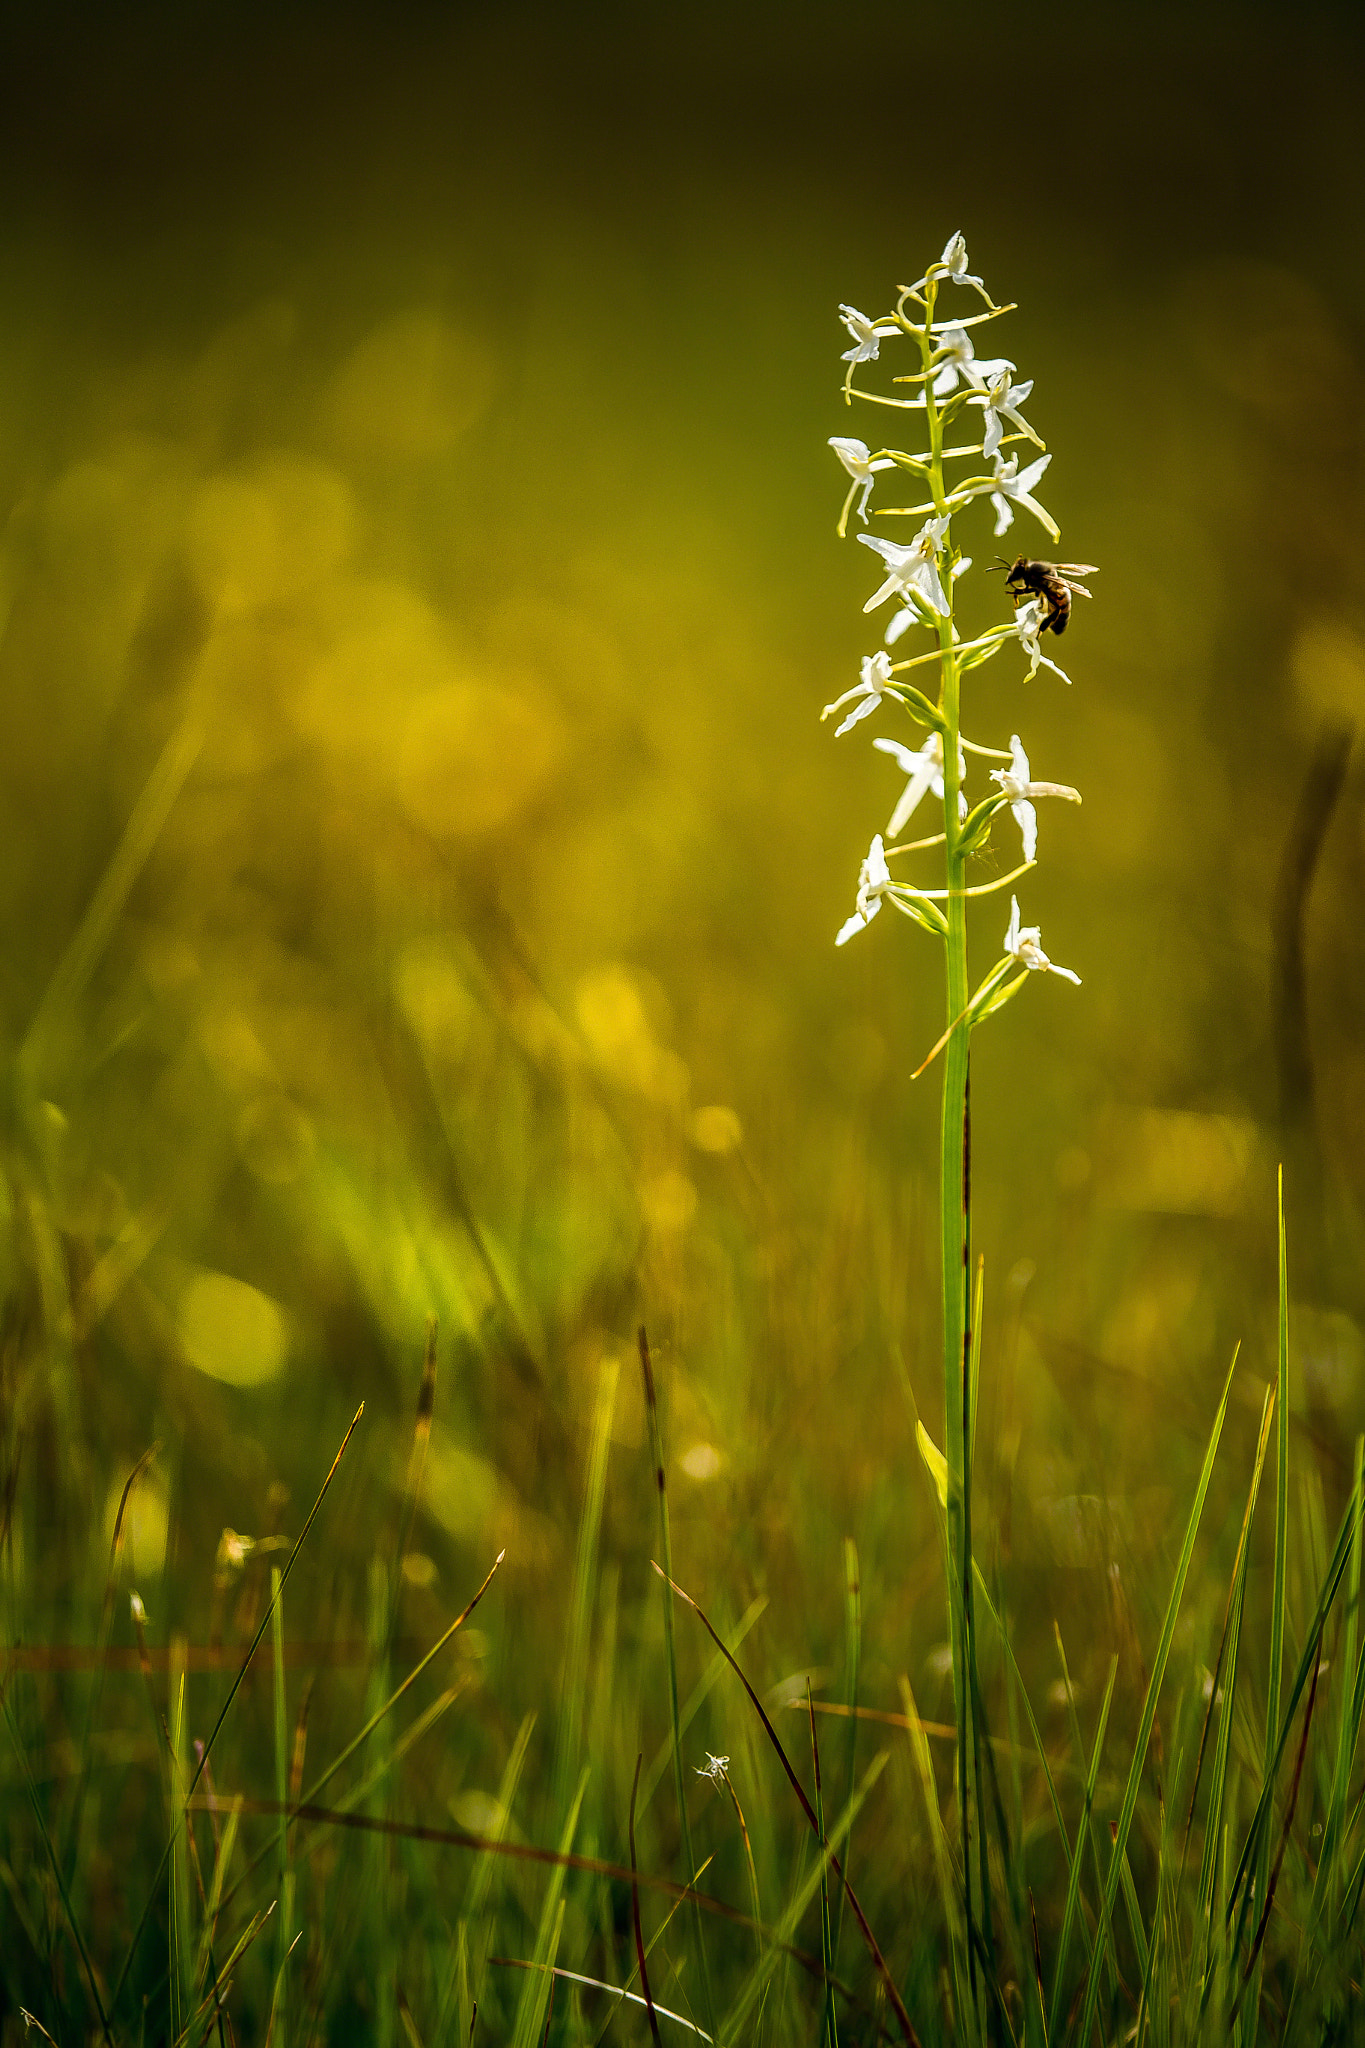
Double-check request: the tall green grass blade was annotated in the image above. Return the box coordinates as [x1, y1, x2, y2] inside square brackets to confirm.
[833, 1536, 860, 1977]
[806, 1685, 839, 2048]
[510, 1770, 586, 2048]
[555, 1349, 618, 1816]
[169, 1643, 194, 2045]
[1320, 1434, 1365, 1924]
[467, 1712, 537, 2010]
[640, 1326, 717, 2043]
[900, 1674, 970, 2042]
[1054, 1629, 1121, 2017]
[1223, 1487, 1358, 1950]
[1187, 1385, 1273, 2021]
[270, 1566, 293, 2048]
[1076, 1346, 1238, 2048]
[1245, 1169, 1291, 2042]
[1046, 1654, 1117, 2041]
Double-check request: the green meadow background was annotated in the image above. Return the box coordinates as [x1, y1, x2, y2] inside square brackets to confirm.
[3, 3, 1365, 2039]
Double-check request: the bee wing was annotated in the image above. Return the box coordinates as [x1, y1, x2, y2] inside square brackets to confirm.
[1062, 580, 1094, 600]
[1055, 563, 1099, 576]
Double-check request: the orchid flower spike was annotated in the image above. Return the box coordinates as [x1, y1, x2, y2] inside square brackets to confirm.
[836, 834, 893, 946]
[829, 436, 896, 534]
[1013, 597, 1073, 684]
[839, 304, 899, 364]
[990, 735, 1081, 861]
[874, 732, 968, 837]
[1004, 895, 1080, 984]
[858, 516, 951, 615]
[988, 452, 1059, 541]
[822, 649, 895, 735]
[978, 367, 1042, 461]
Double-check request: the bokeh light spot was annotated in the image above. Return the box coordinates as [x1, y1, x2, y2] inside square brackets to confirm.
[179, 1271, 289, 1386]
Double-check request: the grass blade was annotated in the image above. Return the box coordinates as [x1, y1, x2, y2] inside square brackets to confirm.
[1075, 1346, 1238, 2048]
[640, 1325, 717, 2042]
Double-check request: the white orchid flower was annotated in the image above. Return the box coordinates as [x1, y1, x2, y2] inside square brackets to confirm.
[1012, 597, 1073, 684]
[937, 232, 986, 291]
[978, 368, 1041, 461]
[989, 735, 1081, 861]
[1004, 895, 1080, 984]
[928, 324, 1015, 398]
[836, 833, 893, 946]
[822, 649, 895, 735]
[874, 732, 968, 837]
[839, 304, 899, 364]
[858, 516, 951, 616]
[885, 555, 971, 643]
[988, 451, 1059, 540]
[829, 435, 896, 531]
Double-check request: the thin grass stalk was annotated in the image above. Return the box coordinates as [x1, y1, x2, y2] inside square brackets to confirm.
[833, 1536, 861, 1977]
[1322, 1433, 1365, 1925]
[1075, 1347, 1238, 2048]
[807, 1685, 840, 2048]
[639, 1326, 718, 2043]
[270, 1567, 293, 2048]
[170, 1640, 194, 2043]
[1055, 1627, 1121, 2016]
[1246, 1169, 1292, 2039]
[630, 1754, 664, 2047]
[1046, 1655, 1117, 2041]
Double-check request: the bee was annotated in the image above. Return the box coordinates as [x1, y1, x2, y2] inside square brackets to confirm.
[992, 557, 1098, 636]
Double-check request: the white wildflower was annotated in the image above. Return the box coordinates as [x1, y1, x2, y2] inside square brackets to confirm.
[836, 834, 893, 946]
[829, 435, 896, 527]
[936, 232, 985, 292]
[1004, 896, 1080, 985]
[873, 732, 968, 837]
[695, 1752, 731, 1782]
[822, 649, 895, 734]
[858, 516, 951, 616]
[990, 735, 1081, 861]
[130, 1592, 147, 1625]
[928, 324, 1014, 399]
[886, 556, 971, 643]
[1013, 597, 1073, 684]
[839, 304, 899, 364]
[988, 452, 1058, 541]
[978, 368, 1041, 461]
